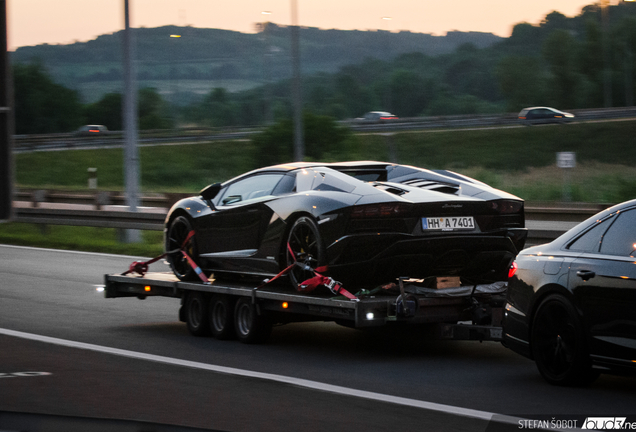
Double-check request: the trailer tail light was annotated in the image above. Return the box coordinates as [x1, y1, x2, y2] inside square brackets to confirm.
[508, 262, 518, 279]
[351, 203, 409, 218]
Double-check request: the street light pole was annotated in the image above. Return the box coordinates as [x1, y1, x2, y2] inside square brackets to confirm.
[0, 0, 12, 221]
[624, 0, 635, 106]
[601, 0, 612, 107]
[122, 0, 141, 243]
[290, 0, 304, 162]
[170, 33, 181, 128]
[382, 16, 392, 112]
[261, 11, 273, 124]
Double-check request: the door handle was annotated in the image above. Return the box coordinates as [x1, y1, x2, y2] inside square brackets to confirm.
[576, 270, 596, 281]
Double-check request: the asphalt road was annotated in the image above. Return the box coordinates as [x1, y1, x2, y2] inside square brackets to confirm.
[1, 245, 635, 432]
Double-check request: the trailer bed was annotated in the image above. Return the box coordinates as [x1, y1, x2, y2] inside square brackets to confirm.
[104, 272, 506, 343]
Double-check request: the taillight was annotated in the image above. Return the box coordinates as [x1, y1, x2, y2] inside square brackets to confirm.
[508, 262, 518, 279]
[489, 200, 523, 214]
[351, 203, 408, 218]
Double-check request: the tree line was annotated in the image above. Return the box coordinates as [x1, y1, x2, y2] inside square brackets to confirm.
[11, 2, 636, 134]
[13, 62, 173, 134]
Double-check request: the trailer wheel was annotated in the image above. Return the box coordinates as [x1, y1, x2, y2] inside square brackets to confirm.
[166, 215, 199, 281]
[286, 216, 325, 289]
[209, 294, 236, 340]
[185, 292, 211, 336]
[234, 297, 272, 344]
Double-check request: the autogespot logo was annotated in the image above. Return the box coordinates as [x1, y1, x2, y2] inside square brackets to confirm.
[582, 417, 631, 430]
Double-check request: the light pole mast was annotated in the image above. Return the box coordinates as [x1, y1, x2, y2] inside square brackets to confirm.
[601, 0, 612, 107]
[123, 0, 141, 242]
[291, 0, 304, 162]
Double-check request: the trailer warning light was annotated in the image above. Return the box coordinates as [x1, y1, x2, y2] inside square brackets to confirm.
[282, 302, 289, 309]
[144, 286, 151, 292]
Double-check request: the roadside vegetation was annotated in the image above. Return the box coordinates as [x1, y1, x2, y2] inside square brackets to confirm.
[14, 118, 636, 203]
[0, 223, 163, 257]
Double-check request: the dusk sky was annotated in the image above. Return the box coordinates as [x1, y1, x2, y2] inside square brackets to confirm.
[8, 0, 600, 51]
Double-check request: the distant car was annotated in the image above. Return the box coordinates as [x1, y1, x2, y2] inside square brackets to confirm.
[76, 124, 109, 136]
[503, 199, 636, 386]
[356, 111, 399, 123]
[518, 107, 574, 125]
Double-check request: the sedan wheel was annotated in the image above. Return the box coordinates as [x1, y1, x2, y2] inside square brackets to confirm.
[286, 216, 325, 289]
[166, 215, 198, 281]
[531, 294, 598, 386]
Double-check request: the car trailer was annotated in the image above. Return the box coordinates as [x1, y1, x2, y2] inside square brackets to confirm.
[103, 270, 506, 344]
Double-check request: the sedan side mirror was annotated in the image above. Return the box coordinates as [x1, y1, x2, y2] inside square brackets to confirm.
[200, 183, 221, 207]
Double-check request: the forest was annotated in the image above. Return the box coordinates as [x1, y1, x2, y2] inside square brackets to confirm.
[11, 2, 636, 134]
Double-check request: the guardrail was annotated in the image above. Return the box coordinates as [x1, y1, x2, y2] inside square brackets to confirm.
[14, 207, 166, 230]
[13, 107, 636, 153]
[14, 188, 191, 209]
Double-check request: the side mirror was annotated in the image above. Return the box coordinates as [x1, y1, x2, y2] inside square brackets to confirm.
[200, 183, 221, 207]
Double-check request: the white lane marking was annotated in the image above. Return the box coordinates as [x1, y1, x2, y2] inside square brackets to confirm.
[0, 372, 51, 378]
[0, 243, 150, 260]
[1, 327, 506, 423]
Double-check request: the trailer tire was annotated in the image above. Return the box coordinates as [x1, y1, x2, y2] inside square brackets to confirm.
[234, 297, 272, 344]
[209, 294, 236, 340]
[186, 292, 211, 336]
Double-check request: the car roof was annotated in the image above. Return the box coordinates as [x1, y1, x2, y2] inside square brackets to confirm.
[520, 107, 561, 112]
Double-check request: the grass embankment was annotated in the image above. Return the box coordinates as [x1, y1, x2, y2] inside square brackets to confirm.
[3, 120, 635, 255]
[0, 224, 164, 257]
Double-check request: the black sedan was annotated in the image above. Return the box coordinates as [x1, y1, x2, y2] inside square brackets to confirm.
[165, 162, 527, 290]
[503, 199, 636, 386]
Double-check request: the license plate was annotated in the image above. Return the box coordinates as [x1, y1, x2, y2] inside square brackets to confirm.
[422, 216, 475, 231]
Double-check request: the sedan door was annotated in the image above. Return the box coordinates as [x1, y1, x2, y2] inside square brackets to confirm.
[568, 208, 636, 362]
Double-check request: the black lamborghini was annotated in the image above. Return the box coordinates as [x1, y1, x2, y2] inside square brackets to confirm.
[164, 162, 527, 289]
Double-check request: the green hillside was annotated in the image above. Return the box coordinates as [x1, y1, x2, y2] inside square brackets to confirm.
[11, 25, 501, 103]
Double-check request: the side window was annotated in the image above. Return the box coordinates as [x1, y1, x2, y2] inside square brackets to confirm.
[568, 216, 614, 253]
[219, 174, 284, 205]
[272, 174, 296, 195]
[600, 209, 636, 257]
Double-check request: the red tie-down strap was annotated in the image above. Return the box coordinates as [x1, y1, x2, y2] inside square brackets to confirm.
[299, 271, 358, 301]
[279, 243, 358, 300]
[123, 254, 165, 277]
[181, 250, 210, 284]
[122, 230, 196, 277]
